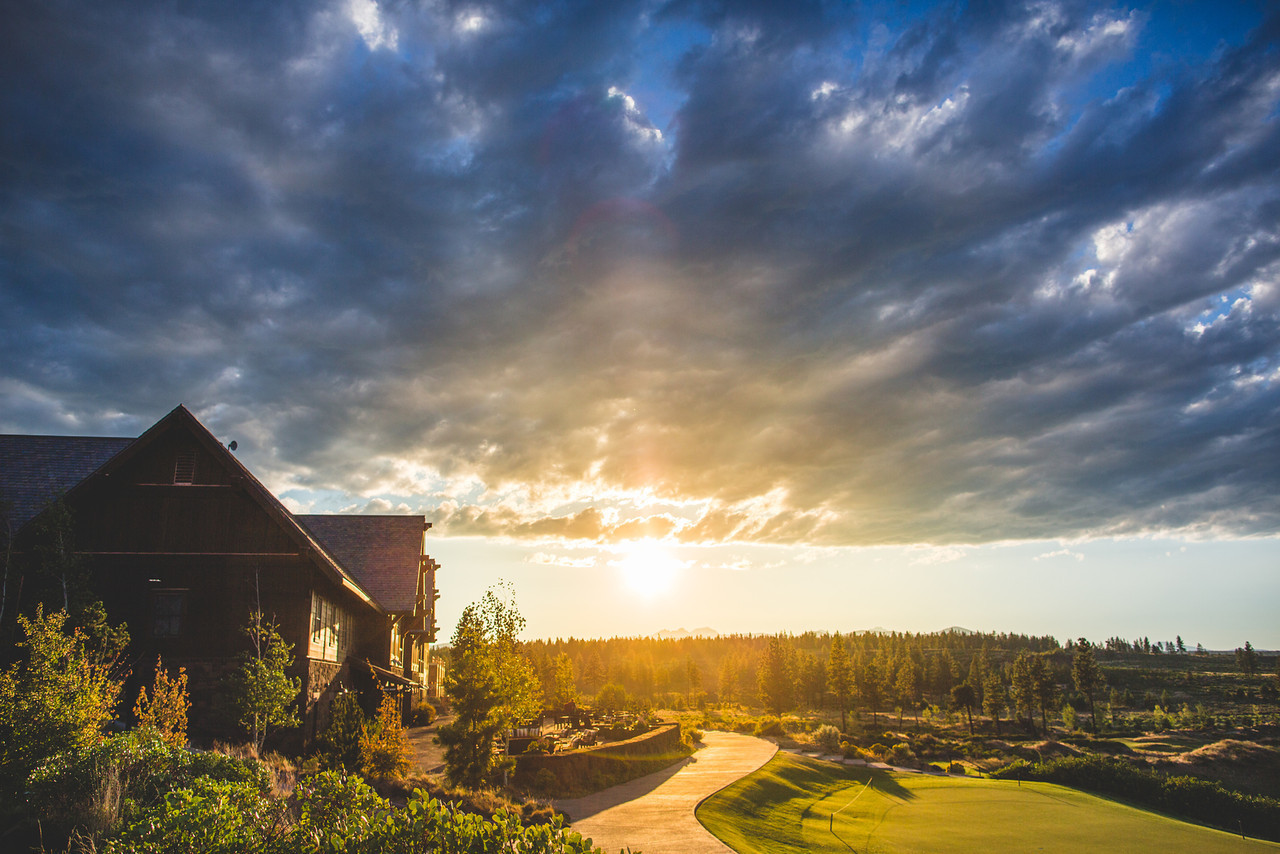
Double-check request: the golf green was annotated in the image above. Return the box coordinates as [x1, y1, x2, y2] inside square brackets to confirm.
[697, 753, 1280, 853]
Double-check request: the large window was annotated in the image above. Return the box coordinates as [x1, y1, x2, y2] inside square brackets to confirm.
[151, 590, 186, 637]
[309, 592, 350, 662]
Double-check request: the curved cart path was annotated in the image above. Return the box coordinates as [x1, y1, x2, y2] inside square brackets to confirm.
[554, 731, 777, 854]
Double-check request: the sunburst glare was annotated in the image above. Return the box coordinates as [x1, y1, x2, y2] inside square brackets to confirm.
[612, 539, 685, 599]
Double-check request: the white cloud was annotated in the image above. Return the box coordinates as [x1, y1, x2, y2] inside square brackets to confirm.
[347, 0, 398, 51]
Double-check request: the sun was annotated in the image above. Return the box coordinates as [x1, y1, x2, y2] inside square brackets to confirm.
[614, 539, 684, 599]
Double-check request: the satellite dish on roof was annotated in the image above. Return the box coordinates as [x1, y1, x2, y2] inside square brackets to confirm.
[228, 440, 238, 451]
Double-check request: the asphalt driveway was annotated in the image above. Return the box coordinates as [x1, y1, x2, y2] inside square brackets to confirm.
[554, 731, 777, 854]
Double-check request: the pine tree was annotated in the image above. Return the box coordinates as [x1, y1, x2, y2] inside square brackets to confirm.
[827, 634, 853, 732]
[982, 673, 1007, 736]
[1071, 638, 1102, 734]
[757, 636, 795, 716]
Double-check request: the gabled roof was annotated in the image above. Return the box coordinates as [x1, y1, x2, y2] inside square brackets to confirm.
[74, 405, 391, 613]
[298, 515, 426, 613]
[0, 434, 134, 531]
[3, 404, 429, 617]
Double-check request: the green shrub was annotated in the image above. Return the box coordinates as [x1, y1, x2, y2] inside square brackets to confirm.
[991, 754, 1280, 842]
[534, 768, 559, 795]
[359, 691, 412, 780]
[104, 770, 608, 853]
[754, 716, 785, 738]
[27, 729, 268, 841]
[102, 777, 286, 854]
[814, 725, 842, 754]
[409, 701, 438, 727]
[0, 607, 124, 798]
[316, 692, 366, 773]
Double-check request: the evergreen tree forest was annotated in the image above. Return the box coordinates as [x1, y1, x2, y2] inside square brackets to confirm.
[515, 629, 1279, 734]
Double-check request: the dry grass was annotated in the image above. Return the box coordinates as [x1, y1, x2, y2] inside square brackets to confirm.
[209, 741, 299, 797]
[1155, 738, 1280, 798]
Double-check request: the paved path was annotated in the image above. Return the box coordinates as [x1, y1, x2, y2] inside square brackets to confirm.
[554, 731, 777, 854]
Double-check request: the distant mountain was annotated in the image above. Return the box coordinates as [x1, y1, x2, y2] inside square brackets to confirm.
[654, 626, 718, 640]
[940, 626, 976, 634]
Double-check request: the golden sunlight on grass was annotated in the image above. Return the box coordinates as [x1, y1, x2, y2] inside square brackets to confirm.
[612, 539, 685, 599]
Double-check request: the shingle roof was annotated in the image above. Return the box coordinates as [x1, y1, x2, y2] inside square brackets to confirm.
[0, 434, 135, 531]
[298, 515, 424, 613]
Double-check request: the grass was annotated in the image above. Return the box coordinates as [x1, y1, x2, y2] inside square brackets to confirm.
[697, 752, 1280, 854]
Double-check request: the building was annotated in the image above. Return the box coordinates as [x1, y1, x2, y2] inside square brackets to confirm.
[0, 404, 440, 744]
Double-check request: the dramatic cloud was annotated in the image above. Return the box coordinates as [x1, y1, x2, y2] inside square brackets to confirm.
[2, 0, 1278, 547]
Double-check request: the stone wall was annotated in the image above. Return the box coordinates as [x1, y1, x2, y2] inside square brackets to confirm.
[512, 723, 688, 794]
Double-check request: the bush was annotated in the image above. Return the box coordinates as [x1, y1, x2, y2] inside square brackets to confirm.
[107, 770, 606, 853]
[28, 730, 268, 844]
[316, 692, 366, 773]
[534, 768, 559, 795]
[754, 716, 785, 738]
[814, 725, 842, 754]
[948, 761, 967, 775]
[409, 701, 438, 727]
[359, 691, 412, 780]
[992, 754, 1280, 842]
[102, 777, 286, 854]
[133, 656, 190, 748]
[0, 607, 124, 798]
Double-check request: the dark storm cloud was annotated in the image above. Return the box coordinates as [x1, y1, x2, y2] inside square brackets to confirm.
[2, 0, 1278, 545]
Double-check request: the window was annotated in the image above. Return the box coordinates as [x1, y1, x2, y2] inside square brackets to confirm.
[390, 620, 402, 669]
[309, 592, 350, 662]
[173, 451, 196, 484]
[152, 591, 185, 637]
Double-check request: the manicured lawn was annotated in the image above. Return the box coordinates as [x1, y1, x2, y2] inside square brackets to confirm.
[697, 752, 1280, 854]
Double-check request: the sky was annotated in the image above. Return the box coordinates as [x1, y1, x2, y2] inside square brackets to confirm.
[2, 0, 1278, 648]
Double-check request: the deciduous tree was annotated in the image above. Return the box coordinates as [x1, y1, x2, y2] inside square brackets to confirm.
[229, 611, 300, 752]
[133, 655, 189, 747]
[437, 587, 540, 789]
[0, 607, 123, 796]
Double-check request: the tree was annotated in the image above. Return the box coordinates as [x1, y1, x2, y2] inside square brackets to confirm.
[827, 634, 853, 732]
[596, 682, 627, 712]
[1029, 654, 1057, 733]
[757, 636, 795, 716]
[857, 654, 884, 724]
[437, 587, 540, 789]
[0, 607, 123, 796]
[317, 692, 366, 772]
[685, 656, 703, 705]
[1009, 653, 1036, 734]
[229, 611, 300, 752]
[360, 690, 412, 779]
[982, 673, 1007, 736]
[550, 652, 577, 707]
[133, 655, 190, 747]
[717, 656, 737, 706]
[1071, 637, 1102, 734]
[894, 655, 919, 727]
[1236, 641, 1259, 676]
[950, 683, 976, 735]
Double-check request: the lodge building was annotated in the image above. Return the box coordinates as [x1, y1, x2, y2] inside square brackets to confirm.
[0, 404, 442, 744]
